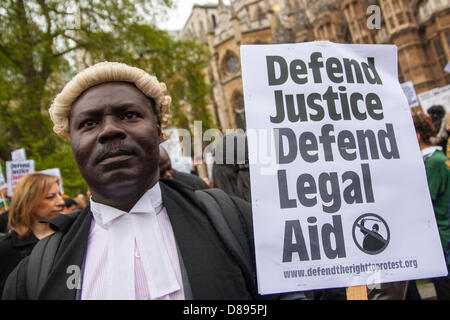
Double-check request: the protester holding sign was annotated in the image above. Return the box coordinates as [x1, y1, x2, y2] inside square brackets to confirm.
[0, 173, 64, 294]
[413, 112, 450, 300]
[211, 132, 251, 202]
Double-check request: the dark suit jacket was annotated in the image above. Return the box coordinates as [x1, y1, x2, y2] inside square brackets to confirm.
[0, 231, 38, 295]
[0, 211, 9, 234]
[2, 179, 257, 300]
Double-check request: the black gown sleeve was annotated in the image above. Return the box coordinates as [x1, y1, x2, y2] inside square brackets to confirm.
[2, 255, 29, 300]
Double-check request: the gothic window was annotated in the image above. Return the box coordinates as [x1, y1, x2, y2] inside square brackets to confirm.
[431, 37, 449, 83]
[259, 7, 266, 21]
[235, 113, 246, 131]
[433, 38, 446, 69]
[396, 13, 404, 25]
[323, 21, 332, 39]
[388, 17, 395, 29]
[253, 5, 265, 22]
[393, 1, 400, 10]
[227, 56, 240, 73]
[222, 51, 240, 75]
[404, 12, 409, 23]
[199, 22, 205, 38]
[252, 6, 259, 21]
[211, 14, 217, 29]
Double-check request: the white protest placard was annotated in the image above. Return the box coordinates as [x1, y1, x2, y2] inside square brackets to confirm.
[40, 168, 64, 195]
[444, 61, 450, 73]
[204, 152, 214, 179]
[418, 84, 450, 113]
[171, 156, 192, 174]
[161, 128, 183, 160]
[0, 164, 5, 190]
[6, 160, 35, 197]
[161, 128, 193, 173]
[400, 81, 419, 108]
[240, 42, 447, 295]
[11, 148, 27, 161]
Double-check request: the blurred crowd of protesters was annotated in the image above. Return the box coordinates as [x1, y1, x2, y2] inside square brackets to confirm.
[0, 104, 449, 299]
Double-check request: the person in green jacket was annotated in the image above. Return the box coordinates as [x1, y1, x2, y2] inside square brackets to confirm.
[413, 112, 450, 300]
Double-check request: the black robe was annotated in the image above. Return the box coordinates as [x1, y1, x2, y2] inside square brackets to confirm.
[171, 169, 209, 190]
[2, 179, 256, 300]
[0, 231, 38, 295]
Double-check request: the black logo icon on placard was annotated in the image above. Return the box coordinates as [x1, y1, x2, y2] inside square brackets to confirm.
[352, 213, 390, 255]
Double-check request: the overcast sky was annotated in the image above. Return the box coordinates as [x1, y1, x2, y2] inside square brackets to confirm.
[157, 0, 231, 31]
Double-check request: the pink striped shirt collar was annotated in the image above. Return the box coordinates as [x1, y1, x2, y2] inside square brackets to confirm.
[90, 183, 164, 228]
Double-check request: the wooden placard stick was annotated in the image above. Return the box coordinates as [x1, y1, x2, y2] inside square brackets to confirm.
[346, 285, 368, 300]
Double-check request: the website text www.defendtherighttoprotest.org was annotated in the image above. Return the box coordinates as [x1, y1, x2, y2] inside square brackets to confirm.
[283, 258, 418, 280]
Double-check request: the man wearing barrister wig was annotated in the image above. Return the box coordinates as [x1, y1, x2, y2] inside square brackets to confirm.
[2, 62, 305, 300]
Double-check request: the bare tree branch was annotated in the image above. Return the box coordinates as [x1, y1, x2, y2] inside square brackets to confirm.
[36, 0, 52, 35]
[0, 44, 22, 70]
[53, 44, 86, 57]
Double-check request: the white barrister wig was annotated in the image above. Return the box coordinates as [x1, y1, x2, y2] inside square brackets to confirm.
[49, 61, 171, 140]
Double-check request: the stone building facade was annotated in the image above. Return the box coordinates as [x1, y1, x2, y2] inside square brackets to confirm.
[183, 0, 450, 130]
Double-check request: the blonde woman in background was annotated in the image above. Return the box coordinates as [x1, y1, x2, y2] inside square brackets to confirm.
[0, 173, 64, 294]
